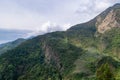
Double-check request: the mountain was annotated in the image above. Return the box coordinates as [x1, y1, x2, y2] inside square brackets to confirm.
[68, 3, 120, 58]
[69, 3, 120, 33]
[0, 38, 25, 54]
[0, 3, 120, 80]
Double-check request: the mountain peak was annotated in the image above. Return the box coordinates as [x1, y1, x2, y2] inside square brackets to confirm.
[96, 4, 120, 33]
[68, 3, 120, 33]
[113, 3, 120, 8]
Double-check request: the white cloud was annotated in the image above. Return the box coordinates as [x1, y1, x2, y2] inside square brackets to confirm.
[0, 0, 79, 32]
[0, 0, 120, 44]
[75, 0, 119, 22]
[94, 0, 112, 11]
[0, 40, 10, 44]
[25, 21, 71, 37]
[0, 1, 46, 31]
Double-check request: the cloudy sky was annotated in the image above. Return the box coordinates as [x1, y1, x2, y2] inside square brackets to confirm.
[0, 0, 120, 44]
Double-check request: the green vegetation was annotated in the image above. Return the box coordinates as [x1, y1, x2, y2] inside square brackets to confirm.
[0, 3, 120, 80]
[96, 63, 115, 80]
[101, 28, 120, 59]
[0, 38, 25, 54]
[0, 32, 84, 80]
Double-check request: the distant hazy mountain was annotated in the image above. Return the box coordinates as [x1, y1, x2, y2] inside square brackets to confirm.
[0, 38, 25, 54]
[0, 3, 120, 80]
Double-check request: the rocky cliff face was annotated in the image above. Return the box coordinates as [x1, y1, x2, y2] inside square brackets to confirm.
[42, 42, 61, 69]
[96, 9, 120, 33]
[69, 3, 120, 34]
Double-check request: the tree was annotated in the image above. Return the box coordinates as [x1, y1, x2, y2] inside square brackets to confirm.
[96, 63, 115, 80]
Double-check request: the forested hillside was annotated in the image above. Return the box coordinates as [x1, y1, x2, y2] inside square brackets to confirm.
[0, 3, 120, 80]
